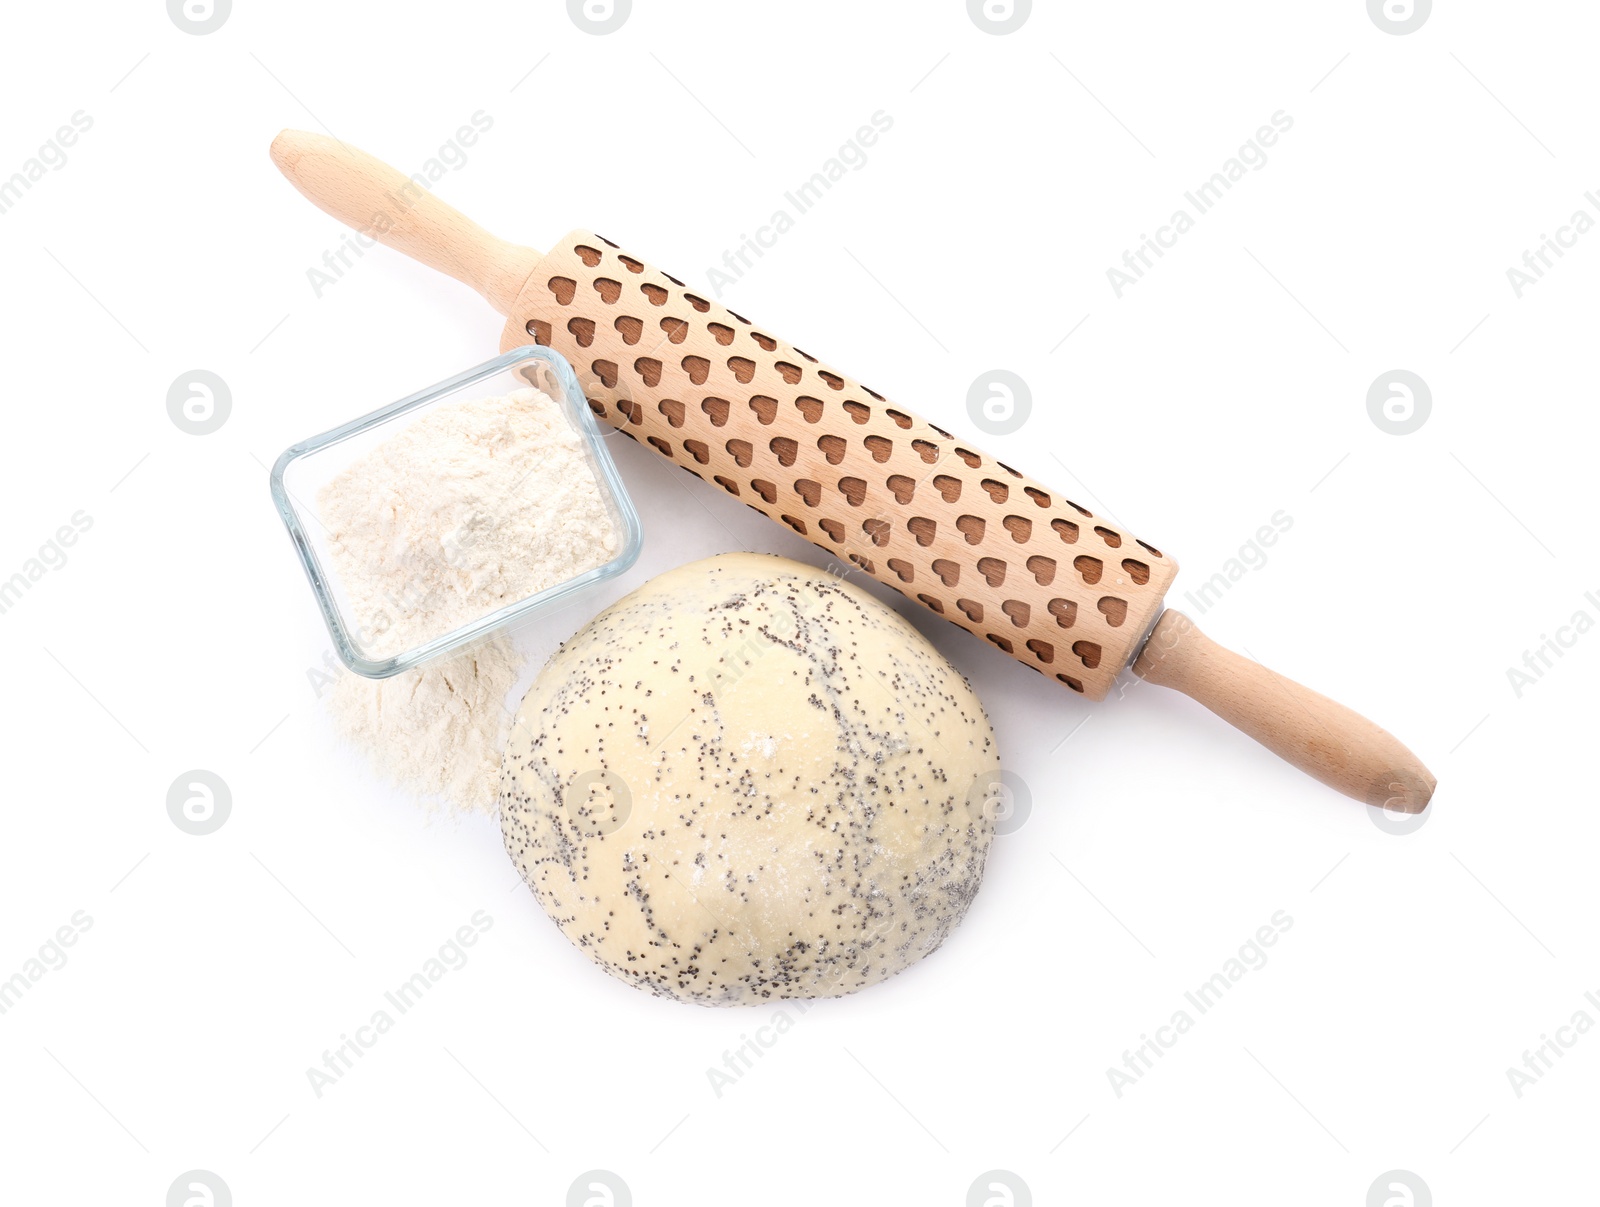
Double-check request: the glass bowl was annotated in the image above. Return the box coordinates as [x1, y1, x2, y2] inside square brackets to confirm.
[270, 345, 642, 679]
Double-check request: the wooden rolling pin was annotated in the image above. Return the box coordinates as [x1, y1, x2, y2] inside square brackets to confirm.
[270, 130, 1435, 813]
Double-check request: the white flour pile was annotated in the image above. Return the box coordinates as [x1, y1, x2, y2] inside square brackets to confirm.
[330, 638, 522, 812]
[319, 386, 620, 812]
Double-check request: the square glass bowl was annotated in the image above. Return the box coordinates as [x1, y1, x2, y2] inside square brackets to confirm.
[270, 346, 642, 679]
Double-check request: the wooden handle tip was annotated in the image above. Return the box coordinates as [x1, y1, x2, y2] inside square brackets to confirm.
[1365, 765, 1436, 815]
[269, 128, 310, 174]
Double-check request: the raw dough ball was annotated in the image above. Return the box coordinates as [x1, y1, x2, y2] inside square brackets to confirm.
[500, 552, 999, 1006]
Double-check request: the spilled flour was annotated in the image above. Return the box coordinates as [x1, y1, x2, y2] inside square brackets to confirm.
[319, 387, 619, 812]
[329, 640, 520, 811]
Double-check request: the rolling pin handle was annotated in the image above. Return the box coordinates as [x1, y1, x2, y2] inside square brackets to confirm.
[269, 129, 541, 316]
[1132, 610, 1436, 813]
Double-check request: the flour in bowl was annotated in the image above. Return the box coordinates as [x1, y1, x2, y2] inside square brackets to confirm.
[318, 386, 619, 659]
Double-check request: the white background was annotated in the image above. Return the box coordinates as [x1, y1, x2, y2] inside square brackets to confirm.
[1, 1, 1595, 1203]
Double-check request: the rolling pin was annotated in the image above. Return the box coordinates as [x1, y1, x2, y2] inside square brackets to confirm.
[270, 130, 1435, 813]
